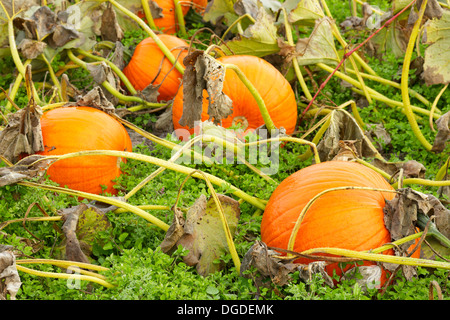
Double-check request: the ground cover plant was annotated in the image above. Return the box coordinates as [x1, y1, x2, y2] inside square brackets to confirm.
[0, 0, 449, 301]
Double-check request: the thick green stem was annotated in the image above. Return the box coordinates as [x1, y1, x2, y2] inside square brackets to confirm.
[317, 63, 440, 120]
[141, 0, 157, 29]
[300, 247, 450, 270]
[173, 0, 187, 37]
[224, 63, 277, 132]
[391, 178, 450, 189]
[319, 0, 377, 76]
[282, 8, 313, 101]
[16, 264, 114, 288]
[108, 0, 185, 75]
[346, 68, 434, 110]
[5, 10, 43, 106]
[20, 181, 170, 231]
[400, 0, 432, 151]
[41, 54, 63, 102]
[77, 48, 137, 95]
[66, 50, 165, 108]
[435, 156, 449, 181]
[37, 150, 267, 210]
[429, 84, 448, 131]
[221, 14, 255, 41]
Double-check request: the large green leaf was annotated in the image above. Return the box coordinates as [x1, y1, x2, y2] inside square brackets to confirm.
[295, 17, 340, 66]
[221, 7, 280, 57]
[161, 193, 241, 276]
[423, 10, 450, 85]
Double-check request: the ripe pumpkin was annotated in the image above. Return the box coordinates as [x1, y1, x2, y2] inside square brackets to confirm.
[171, 55, 298, 138]
[260, 161, 421, 286]
[137, 0, 190, 34]
[123, 34, 188, 102]
[37, 107, 133, 195]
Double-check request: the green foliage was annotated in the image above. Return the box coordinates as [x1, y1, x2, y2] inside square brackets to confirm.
[0, 0, 449, 302]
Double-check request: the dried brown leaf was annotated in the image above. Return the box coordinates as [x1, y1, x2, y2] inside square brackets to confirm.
[0, 106, 44, 163]
[317, 110, 381, 162]
[431, 110, 450, 153]
[100, 3, 124, 42]
[178, 51, 233, 128]
[0, 250, 21, 300]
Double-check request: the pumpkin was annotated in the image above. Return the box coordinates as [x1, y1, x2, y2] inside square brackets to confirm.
[260, 161, 421, 286]
[123, 34, 188, 102]
[171, 55, 298, 138]
[137, 0, 190, 34]
[37, 107, 133, 195]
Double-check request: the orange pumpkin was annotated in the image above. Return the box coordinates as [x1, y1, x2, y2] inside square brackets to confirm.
[172, 55, 298, 138]
[260, 161, 420, 287]
[137, 0, 191, 34]
[37, 107, 133, 195]
[123, 34, 188, 102]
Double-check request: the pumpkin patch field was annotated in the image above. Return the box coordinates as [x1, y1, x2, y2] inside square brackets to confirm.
[0, 0, 449, 302]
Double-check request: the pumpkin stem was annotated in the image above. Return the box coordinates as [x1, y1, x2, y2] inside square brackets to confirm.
[220, 14, 255, 42]
[281, 8, 313, 101]
[20, 180, 171, 231]
[175, 170, 241, 273]
[173, 0, 187, 37]
[76, 48, 138, 96]
[34, 150, 267, 210]
[300, 246, 450, 271]
[66, 49, 166, 108]
[400, 0, 433, 151]
[108, 0, 185, 75]
[15, 264, 114, 289]
[141, 0, 157, 30]
[2, 5, 44, 109]
[223, 63, 277, 133]
[316, 63, 440, 120]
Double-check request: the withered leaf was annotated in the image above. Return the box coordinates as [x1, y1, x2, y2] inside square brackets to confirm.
[178, 51, 233, 128]
[61, 204, 92, 264]
[17, 39, 47, 60]
[240, 241, 334, 288]
[316, 110, 381, 162]
[384, 188, 450, 246]
[0, 250, 22, 300]
[0, 106, 44, 163]
[431, 110, 450, 153]
[72, 86, 116, 114]
[58, 203, 112, 264]
[160, 193, 240, 276]
[0, 155, 55, 187]
[371, 158, 426, 180]
[240, 241, 298, 287]
[100, 3, 124, 42]
[48, 24, 80, 48]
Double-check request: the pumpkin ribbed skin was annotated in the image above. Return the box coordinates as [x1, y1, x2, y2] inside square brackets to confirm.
[261, 161, 419, 284]
[171, 55, 298, 137]
[37, 107, 132, 195]
[123, 35, 188, 101]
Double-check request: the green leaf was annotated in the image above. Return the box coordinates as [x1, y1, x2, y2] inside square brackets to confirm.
[161, 193, 241, 276]
[423, 10, 450, 85]
[295, 17, 340, 66]
[286, 0, 324, 25]
[221, 7, 280, 57]
[203, 0, 239, 25]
